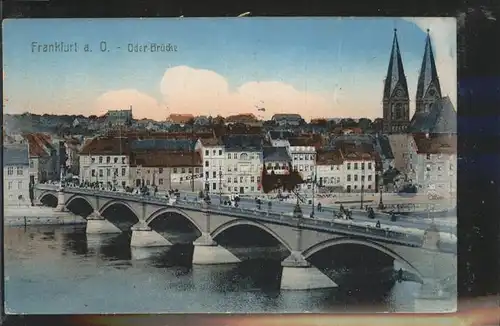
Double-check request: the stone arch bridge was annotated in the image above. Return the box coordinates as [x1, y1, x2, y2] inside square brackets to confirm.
[35, 184, 456, 291]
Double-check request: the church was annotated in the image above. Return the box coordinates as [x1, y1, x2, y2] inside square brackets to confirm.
[384, 29, 457, 196]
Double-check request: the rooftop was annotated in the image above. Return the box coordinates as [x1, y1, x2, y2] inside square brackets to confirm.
[79, 137, 130, 155]
[130, 151, 202, 168]
[409, 97, 457, 134]
[22, 133, 55, 157]
[4, 144, 29, 166]
[263, 146, 292, 163]
[222, 134, 263, 152]
[130, 139, 196, 152]
[413, 133, 457, 155]
[316, 149, 344, 166]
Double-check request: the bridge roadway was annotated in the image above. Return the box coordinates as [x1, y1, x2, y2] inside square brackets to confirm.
[35, 184, 457, 293]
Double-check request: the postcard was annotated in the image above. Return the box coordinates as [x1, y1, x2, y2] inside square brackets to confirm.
[3, 17, 457, 314]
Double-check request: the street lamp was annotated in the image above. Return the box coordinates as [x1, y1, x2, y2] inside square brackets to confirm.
[360, 161, 366, 209]
[378, 171, 384, 209]
[219, 166, 222, 204]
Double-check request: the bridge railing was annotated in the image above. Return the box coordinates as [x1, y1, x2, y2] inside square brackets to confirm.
[37, 185, 430, 247]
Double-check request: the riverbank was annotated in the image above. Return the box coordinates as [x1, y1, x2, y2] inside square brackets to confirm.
[4, 206, 86, 226]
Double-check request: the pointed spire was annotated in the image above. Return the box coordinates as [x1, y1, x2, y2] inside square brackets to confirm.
[383, 29, 409, 99]
[416, 29, 442, 101]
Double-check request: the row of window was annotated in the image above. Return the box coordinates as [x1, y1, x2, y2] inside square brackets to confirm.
[6, 166, 24, 176]
[425, 164, 455, 172]
[346, 174, 373, 182]
[292, 154, 315, 161]
[266, 163, 288, 170]
[90, 156, 127, 164]
[205, 149, 223, 156]
[346, 162, 373, 170]
[91, 168, 127, 177]
[227, 176, 261, 184]
[226, 153, 259, 160]
[346, 184, 373, 190]
[7, 181, 25, 190]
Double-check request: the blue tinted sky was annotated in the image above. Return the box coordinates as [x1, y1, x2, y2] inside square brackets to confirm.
[3, 17, 456, 120]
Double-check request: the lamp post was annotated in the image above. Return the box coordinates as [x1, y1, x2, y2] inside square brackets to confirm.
[360, 162, 366, 209]
[378, 171, 384, 209]
[219, 166, 222, 204]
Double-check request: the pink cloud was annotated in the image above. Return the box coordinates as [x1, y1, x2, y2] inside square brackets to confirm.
[94, 89, 164, 119]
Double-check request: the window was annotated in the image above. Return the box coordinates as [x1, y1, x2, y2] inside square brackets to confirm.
[354, 163, 358, 170]
[219, 150, 222, 155]
[228, 153, 232, 159]
[213, 183, 216, 190]
[7, 167, 13, 175]
[361, 175, 365, 181]
[240, 176, 243, 183]
[91, 157, 95, 163]
[234, 177, 238, 183]
[114, 168, 118, 176]
[99, 169, 103, 177]
[228, 187, 231, 192]
[195, 168, 199, 173]
[122, 157, 126, 164]
[347, 175, 351, 182]
[354, 175, 358, 181]
[234, 165, 238, 172]
[106, 157, 110, 163]
[251, 176, 255, 182]
[92, 169, 96, 177]
[368, 185, 372, 189]
[99, 157, 103, 163]
[114, 157, 118, 163]
[205, 172, 209, 179]
[146, 180, 150, 186]
[368, 162, 372, 170]
[228, 166, 232, 172]
[426, 165, 431, 172]
[173, 168, 178, 173]
[368, 175, 372, 181]
[159, 168, 163, 174]
[205, 150, 209, 156]
[361, 162, 365, 170]
[205, 161, 209, 167]
[234, 187, 237, 192]
[18, 181, 23, 189]
[228, 178, 231, 183]
[347, 163, 351, 170]
[257, 176, 261, 183]
[8, 182, 12, 190]
[213, 171, 216, 178]
[251, 186, 255, 191]
[426, 154, 431, 160]
[182, 168, 186, 173]
[213, 150, 216, 155]
[106, 169, 110, 176]
[354, 185, 358, 190]
[437, 166, 442, 171]
[122, 181, 126, 187]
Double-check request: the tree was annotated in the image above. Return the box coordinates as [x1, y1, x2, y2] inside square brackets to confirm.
[358, 118, 372, 131]
[340, 118, 357, 128]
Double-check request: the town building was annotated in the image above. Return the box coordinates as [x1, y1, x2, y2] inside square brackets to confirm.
[315, 149, 344, 191]
[288, 137, 317, 190]
[78, 137, 131, 188]
[4, 144, 31, 206]
[23, 133, 59, 183]
[129, 151, 203, 191]
[338, 142, 377, 193]
[195, 138, 225, 193]
[106, 107, 133, 126]
[167, 113, 194, 125]
[267, 130, 295, 147]
[271, 113, 304, 127]
[224, 113, 259, 126]
[382, 29, 411, 134]
[222, 135, 263, 194]
[263, 146, 292, 175]
[64, 137, 82, 175]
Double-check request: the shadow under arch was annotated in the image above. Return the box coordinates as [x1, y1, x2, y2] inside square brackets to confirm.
[98, 200, 140, 221]
[301, 237, 424, 281]
[210, 219, 293, 253]
[39, 192, 58, 207]
[145, 207, 203, 233]
[66, 194, 94, 211]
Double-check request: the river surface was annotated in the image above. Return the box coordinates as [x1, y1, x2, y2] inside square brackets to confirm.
[4, 224, 453, 314]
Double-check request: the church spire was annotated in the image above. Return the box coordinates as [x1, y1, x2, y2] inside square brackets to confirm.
[416, 29, 442, 104]
[383, 28, 409, 100]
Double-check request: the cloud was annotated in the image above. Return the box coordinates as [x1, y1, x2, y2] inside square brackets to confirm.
[94, 89, 164, 119]
[404, 17, 457, 110]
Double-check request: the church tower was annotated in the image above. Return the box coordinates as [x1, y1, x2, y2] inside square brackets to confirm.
[382, 29, 410, 134]
[415, 29, 442, 115]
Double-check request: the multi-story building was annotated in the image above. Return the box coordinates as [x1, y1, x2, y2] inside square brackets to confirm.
[195, 138, 225, 193]
[342, 151, 377, 193]
[129, 151, 203, 192]
[222, 135, 263, 194]
[315, 149, 344, 191]
[23, 133, 59, 183]
[407, 133, 456, 195]
[271, 113, 304, 127]
[106, 107, 133, 127]
[4, 144, 31, 206]
[79, 137, 131, 188]
[288, 137, 317, 190]
[64, 137, 82, 175]
[263, 146, 292, 175]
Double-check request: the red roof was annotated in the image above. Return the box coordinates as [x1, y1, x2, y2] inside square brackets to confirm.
[23, 133, 53, 158]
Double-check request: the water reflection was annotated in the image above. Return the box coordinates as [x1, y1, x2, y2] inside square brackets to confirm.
[4, 225, 455, 314]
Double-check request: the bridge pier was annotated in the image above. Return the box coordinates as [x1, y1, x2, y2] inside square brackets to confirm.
[54, 190, 66, 212]
[280, 251, 338, 290]
[192, 233, 241, 265]
[130, 222, 173, 247]
[86, 211, 122, 234]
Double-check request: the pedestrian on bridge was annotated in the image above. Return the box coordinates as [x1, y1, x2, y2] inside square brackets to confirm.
[317, 202, 322, 212]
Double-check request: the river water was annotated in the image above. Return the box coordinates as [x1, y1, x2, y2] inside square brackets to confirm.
[4, 224, 451, 314]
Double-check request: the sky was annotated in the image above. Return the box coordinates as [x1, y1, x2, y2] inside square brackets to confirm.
[3, 17, 456, 121]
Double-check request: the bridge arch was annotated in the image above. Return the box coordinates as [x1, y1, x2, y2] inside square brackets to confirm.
[98, 200, 141, 221]
[210, 219, 293, 252]
[39, 191, 57, 202]
[66, 194, 94, 211]
[145, 207, 203, 232]
[301, 237, 423, 280]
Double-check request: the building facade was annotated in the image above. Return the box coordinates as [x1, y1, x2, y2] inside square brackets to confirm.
[315, 150, 344, 190]
[4, 144, 31, 206]
[288, 138, 317, 190]
[24, 133, 59, 183]
[263, 146, 292, 175]
[195, 138, 226, 193]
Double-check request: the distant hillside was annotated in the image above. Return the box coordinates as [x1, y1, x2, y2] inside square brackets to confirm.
[3, 113, 91, 135]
